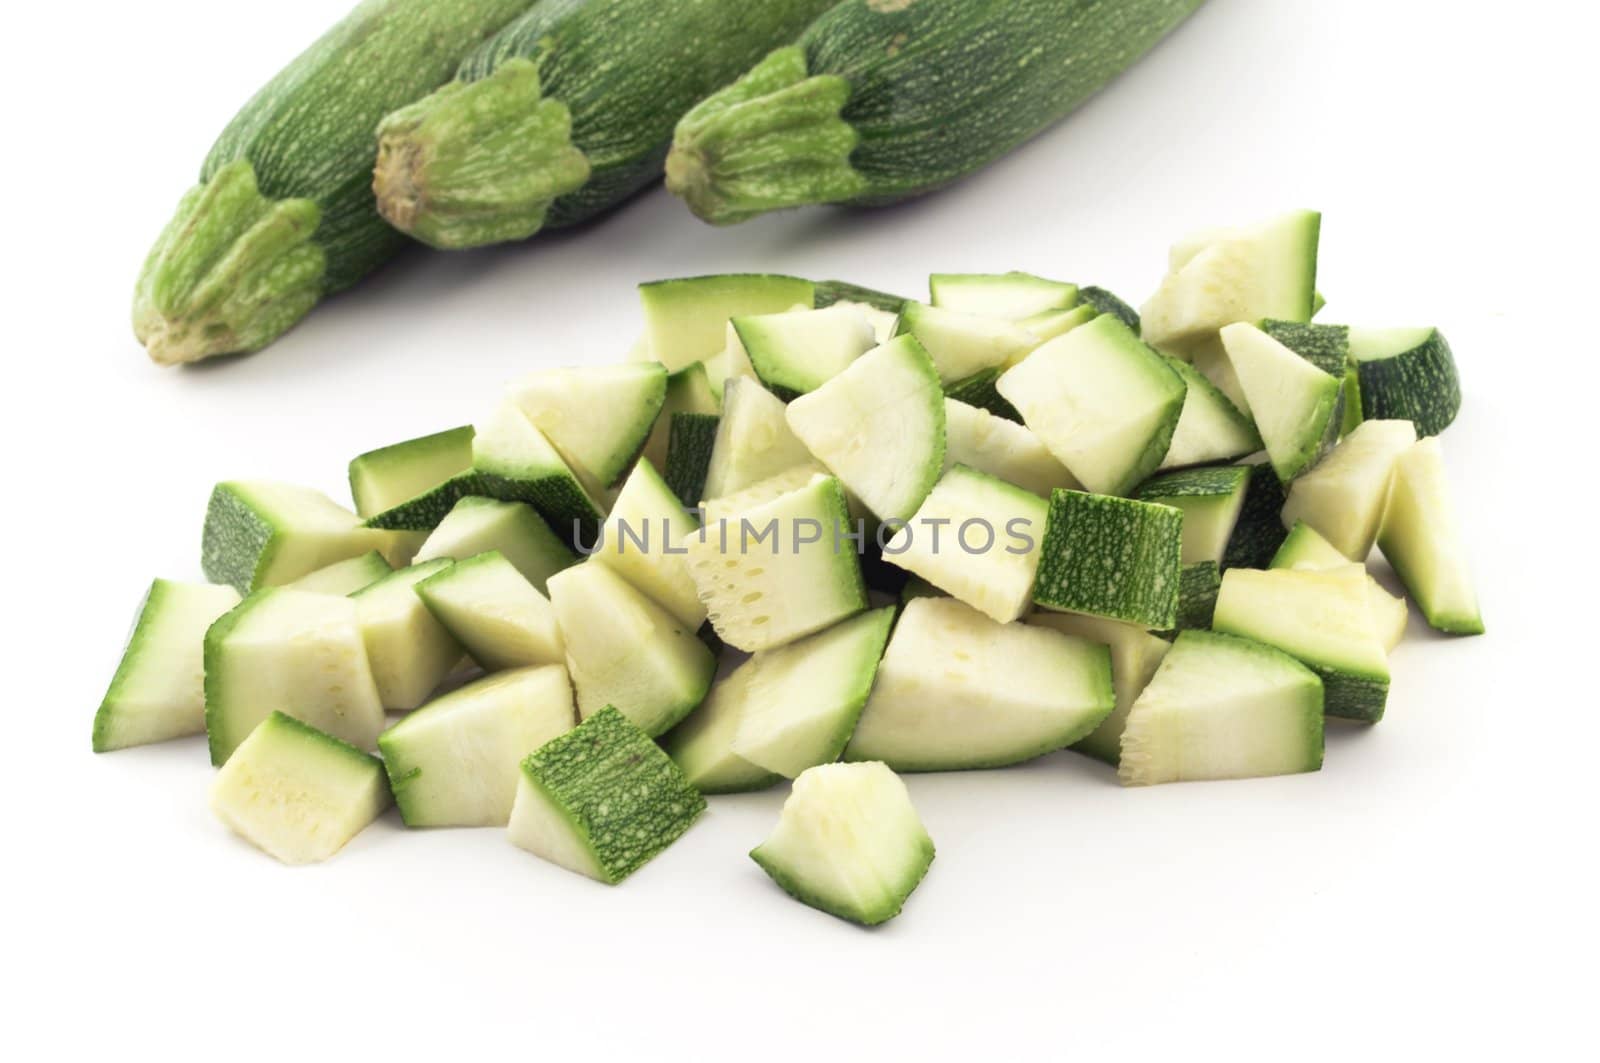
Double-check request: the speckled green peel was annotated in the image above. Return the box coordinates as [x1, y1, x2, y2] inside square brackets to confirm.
[667, 47, 866, 225]
[375, 60, 592, 249]
[133, 160, 325, 365]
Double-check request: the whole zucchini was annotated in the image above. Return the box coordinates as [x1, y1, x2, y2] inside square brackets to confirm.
[371, 0, 839, 249]
[133, 0, 536, 365]
[667, 0, 1209, 225]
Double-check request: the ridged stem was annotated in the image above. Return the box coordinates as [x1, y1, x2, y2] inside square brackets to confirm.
[665, 46, 866, 226]
[132, 160, 325, 365]
[373, 59, 592, 249]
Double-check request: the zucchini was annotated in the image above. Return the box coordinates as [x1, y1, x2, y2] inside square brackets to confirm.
[1377, 439, 1484, 635]
[1221, 462, 1288, 570]
[1161, 561, 1222, 636]
[734, 305, 877, 399]
[895, 302, 1040, 383]
[1259, 319, 1363, 436]
[1219, 322, 1343, 482]
[1348, 327, 1462, 437]
[285, 551, 393, 596]
[1028, 611, 1170, 766]
[414, 552, 567, 671]
[1032, 490, 1183, 629]
[1280, 419, 1417, 560]
[1271, 522, 1409, 653]
[351, 559, 465, 711]
[942, 399, 1081, 498]
[929, 272, 1078, 321]
[134, 0, 536, 364]
[1157, 356, 1263, 470]
[639, 274, 815, 373]
[1134, 466, 1251, 567]
[202, 481, 400, 594]
[703, 379, 815, 499]
[661, 663, 784, 795]
[588, 459, 705, 629]
[374, 0, 839, 248]
[666, 0, 1208, 224]
[663, 412, 720, 508]
[412, 496, 577, 594]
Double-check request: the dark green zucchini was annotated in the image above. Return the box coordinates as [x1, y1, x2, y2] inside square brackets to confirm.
[133, 0, 536, 365]
[373, 0, 839, 248]
[667, 0, 1208, 224]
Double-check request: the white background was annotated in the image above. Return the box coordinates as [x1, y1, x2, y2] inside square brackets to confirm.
[6, 0, 1595, 1057]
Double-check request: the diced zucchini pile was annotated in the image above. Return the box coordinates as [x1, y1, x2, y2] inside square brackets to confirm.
[95, 220, 1484, 925]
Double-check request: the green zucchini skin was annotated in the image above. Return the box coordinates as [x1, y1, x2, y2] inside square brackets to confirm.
[376, 0, 838, 247]
[1221, 463, 1288, 571]
[1353, 329, 1462, 437]
[669, 0, 1209, 223]
[135, 0, 536, 364]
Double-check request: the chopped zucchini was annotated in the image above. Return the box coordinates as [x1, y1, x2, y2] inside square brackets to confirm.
[641, 362, 720, 472]
[210, 712, 391, 865]
[507, 707, 705, 883]
[1219, 322, 1342, 481]
[1259, 319, 1362, 435]
[731, 606, 894, 778]
[664, 412, 720, 508]
[1213, 566, 1391, 721]
[1028, 611, 1170, 766]
[286, 551, 393, 595]
[589, 459, 705, 629]
[942, 366, 1022, 422]
[415, 552, 566, 672]
[895, 301, 1039, 382]
[204, 589, 385, 764]
[1378, 438, 1484, 635]
[845, 597, 1114, 772]
[733, 304, 877, 399]
[379, 665, 576, 827]
[1349, 327, 1462, 437]
[469, 401, 604, 544]
[942, 399, 1080, 497]
[1272, 521, 1409, 653]
[702, 378, 814, 499]
[699, 463, 830, 522]
[813, 278, 906, 316]
[638, 274, 814, 371]
[750, 761, 934, 927]
[885, 465, 1047, 624]
[1118, 631, 1324, 786]
[509, 363, 668, 488]
[1078, 286, 1140, 331]
[687, 475, 867, 652]
[351, 559, 464, 711]
[202, 481, 395, 593]
[1157, 357, 1263, 470]
[1017, 302, 1097, 344]
[546, 561, 716, 736]
[928, 271, 1078, 321]
[93, 580, 241, 753]
[349, 426, 476, 520]
[998, 314, 1187, 496]
[1280, 419, 1417, 560]
[1141, 210, 1321, 349]
[1163, 561, 1222, 635]
[785, 334, 947, 521]
[413, 495, 576, 595]
[1221, 463, 1288, 570]
[1134, 466, 1251, 566]
[1032, 490, 1183, 629]
[661, 664, 783, 795]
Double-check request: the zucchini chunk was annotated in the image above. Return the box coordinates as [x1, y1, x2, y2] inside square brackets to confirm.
[1221, 463, 1289, 570]
[785, 335, 947, 522]
[733, 305, 877, 399]
[202, 481, 396, 593]
[731, 607, 895, 778]
[998, 314, 1187, 496]
[1219, 322, 1343, 481]
[1141, 210, 1322, 350]
[1272, 522, 1409, 653]
[1157, 357, 1263, 470]
[286, 551, 393, 596]
[813, 279, 907, 316]
[1118, 631, 1324, 786]
[413, 495, 576, 595]
[942, 367, 1023, 423]
[1028, 612, 1170, 767]
[1260, 319, 1363, 435]
[589, 459, 705, 629]
[1078, 286, 1141, 331]
[845, 597, 1113, 772]
[639, 274, 815, 372]
[664, 413, 719, 508]
[1377, 438, 1484, 635]
[415, 552, 566, 672]
[507, 707, 706, 884]
[1213, 566, 1391, 721]
[546, 562, 716, 736]
[929, 272, 1078, 322]
[211, 712, 391, 865]
[1134, 466, 1251, 567]
[641, 363, 720, 473]
[349, 426, 476, 521]
[509, 363, 668, 489]
[1018, 303, 1098, 345]
[204, 589, 385, 764]
[352, 560, 465, 711]
[1032, 490, 1183, 630]
[687, 476, 868, 652]
[895, 302, 1040, 381]
[470, 402, 605, 545]
[667, 2, 1206, 224]
[379, 665, 576, 828]
[1349, 327, 1462, 437]
[1280, 419, 1417, 560]
[93, 580, 241, 753]
[661, 664, 784, 795]
[702, 378, 815, 499]
[751, 762, 935, 927]
[885, 466, 1048, 624]
[942, 399, 1081, 498]
[1162, 562, 1223, 635]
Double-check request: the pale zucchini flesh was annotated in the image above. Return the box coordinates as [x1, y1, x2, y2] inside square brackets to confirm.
[1377, 438, 1484, 635]
[1028, 611, 1171, 766]
[413, 495, 577, 595]
[352, 559, 464, 711]
[414, 552, 566, 672]
[1279, 419, 1417, 560]
[589, 458, 706, 629]
[942, 398, 1081, 498]
[661, 664, 783, 795]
